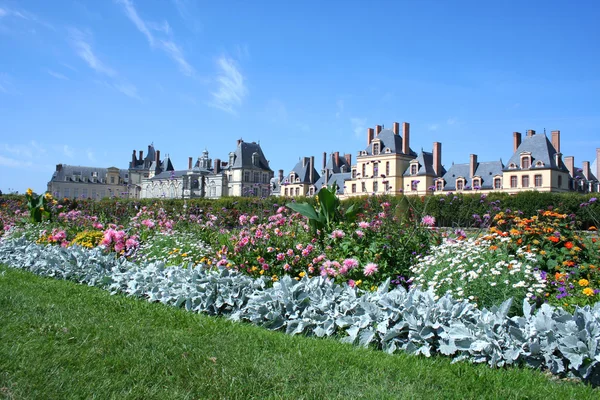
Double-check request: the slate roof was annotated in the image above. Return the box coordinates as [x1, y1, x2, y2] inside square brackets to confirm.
[289, 157, 320, 184]
[231, 141, 272, 171]
[362, 129, 417, 156]
[590, 158, 598, 182]
[442, 160, 504, 190]
[130, 144, 157, 170]
[313, 172, 352, 194]
[403, 150, 446, 177]
[504, 133, 569, 172]
[49, 165, 129, 183]
[323, 153, 352, 173]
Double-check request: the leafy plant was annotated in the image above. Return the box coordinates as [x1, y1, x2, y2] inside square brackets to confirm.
[286, 183, 360, 236]
[25, 188, 54, 223]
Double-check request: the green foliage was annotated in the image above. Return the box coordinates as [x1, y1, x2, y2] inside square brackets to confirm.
[25, 189, 54, 223]
[286, 183, 360, 236]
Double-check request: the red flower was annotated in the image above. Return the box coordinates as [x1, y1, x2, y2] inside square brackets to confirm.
[565, 241, 574, 249]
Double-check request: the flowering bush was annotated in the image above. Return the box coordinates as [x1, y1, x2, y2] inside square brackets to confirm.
[70, 230, 105, 249]
[100, 227, 139, 256]
[410, 235, 547, 313]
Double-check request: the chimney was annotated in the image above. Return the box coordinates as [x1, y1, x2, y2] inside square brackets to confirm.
[393, 122, 400, 135]
[322, 151, 327, 169]
[132, 150, 136, 165]
[367, 128, 374, 145]
[402, 122, 410, 154]
[375, 125, 382, 135]
[215, 159, 221, 174]
[278, 169, 283, 182]
[344, 153, 352, 166]
[302, 157, 308, 168]
[513, 132, 522, 152]
[237, 138, 243, 146]
[470, 154, 478, 178]
[56, 164, 63, 172]
[564, 156, 575, 177]
[139, 150, 143, 161]
[334, 151, 340, 167]
[433, 142, 442, 176]
[309, 156, 314, 183]
[551, 130, 561, 153]
[583, 161, 591, 180]
[188, 157, 192, 170]
[526, 129, 536, 137]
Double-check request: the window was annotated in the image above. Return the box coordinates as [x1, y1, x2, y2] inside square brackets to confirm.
[254, 172, 260, 183]
[494, 178, 502, 189]
[91, 190, 96, 198]
[373, 142, 380, 155]
[74, 188, 79, 198]
[262, 174, 269, 184]
[521, 156, 530, 169]
[373, 163, 379, 177]
[472, 178, 481, 189]
[436, 180, 444, 191]
[362, 164, 366, 177]
[373, 181, 378, 193]
[64, 188, 70, 198]
[284, 188, 288, 196]
[410, 164, 417, 175]
[361, 182, 366, 192]
[351, 184, 356, 193]
[210, 186, 216, 197]
[309, 187, 314, 195]
[100, 190, 105, 198]
[558, 175, 563, 188]
[510, 176, 517, 188]
[385, 162, 390, 176]
[244, 171, 250, 182]
[534, 174, 542, 187]
[456, 180, 464, 191]
[522, 175, 529, 188]
[411, 180, 419, 191]
[384, 181, 390, 191]
[295, 187, 300, 196]
[352, 169, 356, 179]
[110, 176, 115, 184]
[82, 189, 88, 198]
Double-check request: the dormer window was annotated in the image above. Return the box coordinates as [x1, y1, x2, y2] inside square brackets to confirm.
[352, 168, 357, 179]
[372, 142, 380, 155]
[472, 178, 481, 189]
[252, 152, 259, 166]
[509, 163, 517, 169]
[494, 177, 502, 189]
[435, 180, 444, 191]
[410, 164, 418, 175]
[456, 178, 465, 191]
[385, 148, 391, 153]
[535, 161, 545, 167]
[521, 155, 531, 169]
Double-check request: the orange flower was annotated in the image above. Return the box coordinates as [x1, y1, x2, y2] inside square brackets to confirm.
[565, 242, 574, 249]
[489, 245, 498, 251]
[548, 236, 560, 243]
[555, 272, 566, 281]
[589, 226, 597, 231]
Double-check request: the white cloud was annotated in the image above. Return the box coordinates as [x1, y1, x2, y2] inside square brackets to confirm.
[113, 82, 141, 100]
[87, 150, 96, 162]
[160, 40, 194, 76]
[428, 124, 440, 131]
[335, 99, 344, 118]
[210, 56, 247, 114]
[116, 0, 155, 45]
[447, 117, 457, 125]
[63, 145, 74, 158]
[0, 8, 6, 17]
[0, 155, 33, 168]
[47, 69, 68, 80]
[350, 117, 367, 138]
[69, 28, 116, 77]
[117, 0, 195, 76]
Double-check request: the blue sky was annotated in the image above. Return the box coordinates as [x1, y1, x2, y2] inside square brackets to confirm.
[1, 0, 599, 194]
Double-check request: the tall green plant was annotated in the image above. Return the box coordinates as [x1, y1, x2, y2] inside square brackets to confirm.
[286, 183, 360, 236]
[25, 188, 53, 223]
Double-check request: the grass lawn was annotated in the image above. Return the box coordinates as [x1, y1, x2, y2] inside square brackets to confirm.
[0, 265, 598, 400]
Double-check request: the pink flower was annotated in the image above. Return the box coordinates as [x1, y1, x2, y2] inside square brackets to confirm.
[295, 243, 304, 250]
[142, 219, 155, 229]
[355, 230, 364, 238]
[283, 263, 291, 271]
[421, 215, 436, 227]
[286, 249, 294, 257]
[249, 215, 259, 224]
[348, 279, 356, 288]
[277, 206, 286, 214]
[363, 263, 378, 276]
[331, 230, 345, 239]
[114, 242, 125, 252]
[301, 249, 310, 257]
[276, 253, 285, 261]
[125, 237, 139, 250]
[239, 215, 248, 225]
[343, 258, 359, 269]
[358, 221, 370, 229]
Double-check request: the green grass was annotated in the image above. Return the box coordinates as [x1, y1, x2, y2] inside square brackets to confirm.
[0, 266, 598, 400]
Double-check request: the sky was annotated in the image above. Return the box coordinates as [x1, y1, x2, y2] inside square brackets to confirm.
[1, 0, 599, 194]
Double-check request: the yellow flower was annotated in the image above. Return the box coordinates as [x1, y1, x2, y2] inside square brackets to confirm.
[26, 188, 33, 196]
[583, 287, 595, 296]
[44, 193, 52, 200]
[181, 253, 188, 257]
[355, 280, 362, 286]
[579, 279, 589, 287]
[259, 270, 264, 275]
[299, 271, 306, 278]
[251, 266, 258, 272]
[272, 275, 278, 282]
